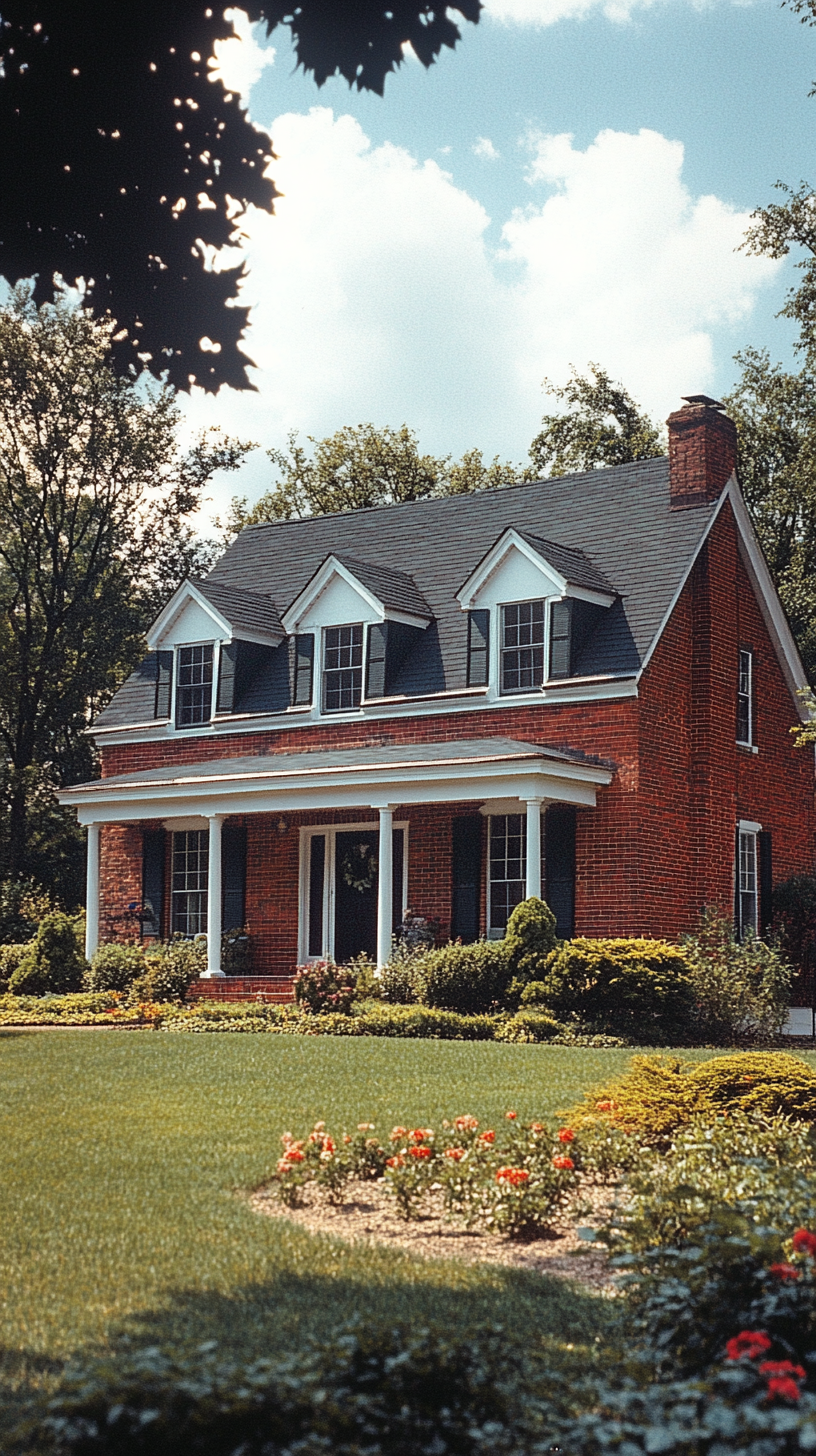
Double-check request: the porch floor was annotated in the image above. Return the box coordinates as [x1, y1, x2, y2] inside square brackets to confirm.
[187, 977, 295, 1004]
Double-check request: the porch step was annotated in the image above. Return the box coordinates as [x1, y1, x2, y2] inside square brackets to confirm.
[187, 977, 295, 1004]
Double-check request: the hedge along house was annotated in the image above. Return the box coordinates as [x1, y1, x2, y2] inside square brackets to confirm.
[58, 396, 815, 989]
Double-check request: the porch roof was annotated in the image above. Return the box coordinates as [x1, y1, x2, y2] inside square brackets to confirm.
[58, 736, 615, 825]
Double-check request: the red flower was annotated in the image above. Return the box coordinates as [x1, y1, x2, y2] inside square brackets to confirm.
[410, 1128, 434, 1143]
[792, 1228, 816, 1257]
[552, 1155, 574, 1170]
[530, 1122, 545, 1134]
[557, 1128, 575, 1143]
[759, 1362, 806, 1380]
[409, 1145, 432, 1159]
[445, 1147, 466, 1161]
[725, 1331, 772, 1362]
[386, 1155, 405, 1169]
[285, 1148, 305, 1163]
[506, 1111, 518, 1120]
[479, 1130, 495, 1144]
[496, 1166, 530, 1186]
[766, 1376, 802, 1403]
[390, 1126, 408, 1141]
[768, 1263, 800, 1282]
[455, 1115, 479, 1131]
[595, 1099, 615, 1113]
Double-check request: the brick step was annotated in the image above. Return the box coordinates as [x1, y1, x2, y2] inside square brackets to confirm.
[187, 977, 295, 1003]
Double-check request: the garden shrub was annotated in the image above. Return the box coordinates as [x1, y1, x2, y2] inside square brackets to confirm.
[9, 910, 86, 994]
[84, 943, 146, 993]
[293, 959, 356, 1014]
[141, 935, 206, 1002]
[539, 937, 696, 1041]
[682, 906, 793, 1044]
[772, 872, 816, 975]
[519, 979, 549, 1005]
[0, 876, 53, 945]
[0, 941, 30, 991]
[414, 939, 512, 1013]
[494, 1008, 564, 1042]
[572, 1050, 816, 1141]
[379, 951, 422, 1004]
[220, 926, 251, 975]
[503, 895, 557, 987]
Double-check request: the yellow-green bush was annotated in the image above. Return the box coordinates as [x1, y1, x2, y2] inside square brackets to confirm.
[0, 941, 30, 991]
[538, 937, 696, 1041]
[570, 1050, 816, 1140]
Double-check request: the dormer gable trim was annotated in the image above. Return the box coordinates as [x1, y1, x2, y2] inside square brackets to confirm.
[456, 528, 617, 610]
[146, 580, 285, 651]
[282, 555, 433, 633]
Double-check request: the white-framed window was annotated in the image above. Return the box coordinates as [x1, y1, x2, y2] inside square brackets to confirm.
[737, 648, 753, 746]
[171, 829, 208, 936]
[500, 600, 545, 694]
[175, 643, 214, 727]
[488, 813, 526, 934]
[736, 820, 761, 939]
[322, 624, 364, 712]
[299, 820, 408, 962]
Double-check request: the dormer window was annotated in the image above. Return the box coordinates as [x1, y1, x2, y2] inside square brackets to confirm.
[501, 600, 545, 694]
[176, 644, 214, 727]
[323, 624, 363, 711]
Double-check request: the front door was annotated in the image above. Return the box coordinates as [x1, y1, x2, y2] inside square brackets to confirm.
[334, 829, 379, 963]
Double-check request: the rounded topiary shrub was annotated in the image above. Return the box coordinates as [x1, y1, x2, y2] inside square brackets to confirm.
[415, 939, 512, 1014]
[504, 897, 557, 984]
[539, 937, 696, 1042]
[84, 943, 146, 993]
[9, 911, 87, 995]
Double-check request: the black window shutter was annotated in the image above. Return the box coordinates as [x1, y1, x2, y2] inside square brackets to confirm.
[549, 601, 573, 680]
[217, 641, 239, 714]
[142, 828, 165, 939]
[759, 830, 773, 936]
[545, 805, 576, 937]
[222, 824, 247, 934]
[466, 610, 490, 687]
[154, 651, 173, 718]
[366, 622, 389, 699]
[290, 633, 314, 706]
[451, 815, 482, 942]
[734, 827, 741, 935]
[392, 827, 405, 931]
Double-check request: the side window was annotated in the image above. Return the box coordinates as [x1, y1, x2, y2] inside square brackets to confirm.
[323, 624, 363, 711]
[500, 600, 545, 694]
[737, 648, 753, 745]
[171, 829, 208, 936]
[736, 827, 758, 939]
[176, 644, 214, 727]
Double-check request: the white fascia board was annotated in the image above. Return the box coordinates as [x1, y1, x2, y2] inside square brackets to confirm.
[564, 584, 617, 608]
[146, 581, 231, 650]
[635, 478, 809, 719]
[456, 529, 567, 608]
[727, 483, 809, 718]
[282, 556, 383, 632]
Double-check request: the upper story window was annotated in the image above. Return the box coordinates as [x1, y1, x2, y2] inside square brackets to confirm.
[323, 624, 363, 712]
[737, 648, 753, 745]
[176, 644, 213, 727]
[500, 600, 544, 694]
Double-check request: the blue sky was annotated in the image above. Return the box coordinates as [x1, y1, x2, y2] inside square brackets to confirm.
[182, 1, 816, 514]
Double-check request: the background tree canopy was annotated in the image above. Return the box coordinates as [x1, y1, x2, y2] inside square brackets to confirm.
[0, 2, 481, 394]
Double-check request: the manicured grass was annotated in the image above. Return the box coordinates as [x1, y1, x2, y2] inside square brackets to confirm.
[1, 1031, 813, 1423]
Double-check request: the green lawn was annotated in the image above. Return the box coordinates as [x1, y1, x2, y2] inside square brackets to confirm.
[1, 1031, 813, 1424]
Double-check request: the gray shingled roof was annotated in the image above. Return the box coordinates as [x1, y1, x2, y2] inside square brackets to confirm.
[95, 456, 716, 729]
[330, 555, 433, 621]
[195, 580, 284, 640]
[516, 532, 618, 597]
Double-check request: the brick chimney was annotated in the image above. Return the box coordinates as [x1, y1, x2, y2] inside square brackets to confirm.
[667, 395, 737, 510]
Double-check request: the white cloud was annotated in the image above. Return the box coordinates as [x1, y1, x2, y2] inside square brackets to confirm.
[181, 113, 780, 518]
[207, 7, 275, 101]
[473, 136, 501, 160]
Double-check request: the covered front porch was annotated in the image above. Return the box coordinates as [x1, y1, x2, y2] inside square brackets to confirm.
[59, 738, 614, 978]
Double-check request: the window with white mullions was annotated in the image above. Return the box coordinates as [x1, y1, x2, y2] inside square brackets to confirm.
[737, 828, 758, 938]
[323, 624, 363, 711]
[176, 644, 213, 726]
[737, 648, 753, 745]
[488, 814, 526, 934]
[171, 829, 208, 937]
[501, 600, 545, 694]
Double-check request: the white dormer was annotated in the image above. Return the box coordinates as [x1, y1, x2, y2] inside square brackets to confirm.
[282, 555, 432, 634]
[456, 528, 616, 613]
[147, 579, 285, 651]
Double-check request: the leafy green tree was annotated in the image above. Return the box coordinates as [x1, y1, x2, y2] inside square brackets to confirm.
[0, 3, 480, 392]
[0, 285, 250, 888]
[528, 365, 665, 478]
[743, 180, 816, 374]
[224, 424, 524, 532]
[722, 349, 816, 683]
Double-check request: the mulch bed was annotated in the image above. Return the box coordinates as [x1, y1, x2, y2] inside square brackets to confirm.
[248, 1176, 618, 1291]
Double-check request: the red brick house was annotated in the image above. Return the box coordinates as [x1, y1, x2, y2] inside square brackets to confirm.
[58, 396, 816, 986]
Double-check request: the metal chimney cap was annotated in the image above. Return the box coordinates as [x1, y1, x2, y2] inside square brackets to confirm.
[681, 394, 725, 410]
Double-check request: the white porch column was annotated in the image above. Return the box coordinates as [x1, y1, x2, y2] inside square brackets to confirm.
[525, 798, 544, 901]
[202, 814, 226, 978]
[376, 806, 394, 971]
[85, 823, 100, 962]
